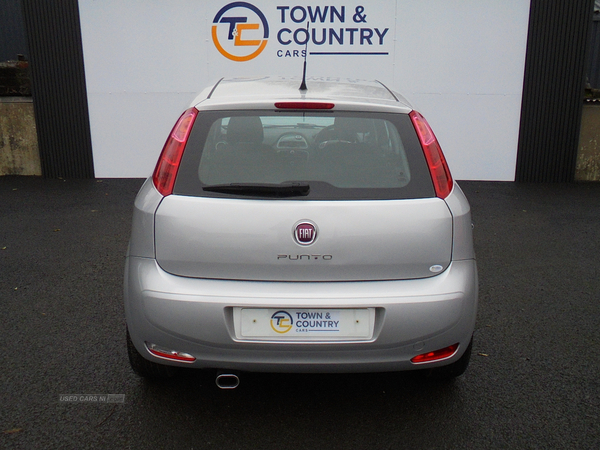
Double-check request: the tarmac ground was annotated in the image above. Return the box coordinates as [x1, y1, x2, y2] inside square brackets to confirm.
[1, 177, 599, 449]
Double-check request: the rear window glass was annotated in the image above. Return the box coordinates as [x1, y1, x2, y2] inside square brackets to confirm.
[174, 111, 434, 200]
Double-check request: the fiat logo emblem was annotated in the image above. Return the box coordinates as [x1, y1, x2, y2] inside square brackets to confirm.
[294, 222, 317, 245]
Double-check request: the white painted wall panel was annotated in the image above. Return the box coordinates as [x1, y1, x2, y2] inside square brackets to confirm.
[79, 0, 531, 180]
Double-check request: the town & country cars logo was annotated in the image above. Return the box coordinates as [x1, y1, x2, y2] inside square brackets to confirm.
[212, 2, 391, 62]
[270, 311, 293, 333]
[212, 2, 270, 61]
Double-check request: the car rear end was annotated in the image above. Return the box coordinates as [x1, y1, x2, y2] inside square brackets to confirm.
[124, 77, 477, 379]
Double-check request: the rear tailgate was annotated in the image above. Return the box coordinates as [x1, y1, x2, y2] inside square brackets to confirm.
[154, 196, 452, 281]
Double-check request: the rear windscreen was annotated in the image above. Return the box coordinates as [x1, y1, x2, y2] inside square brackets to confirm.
[174, 110, 435, 200]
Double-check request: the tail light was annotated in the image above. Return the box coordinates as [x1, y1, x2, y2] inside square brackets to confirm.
[409, 110, 453, 199]
[152, 108, 198, 196]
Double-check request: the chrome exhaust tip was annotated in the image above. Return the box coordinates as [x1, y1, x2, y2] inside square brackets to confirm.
[215, 372, 240, 390]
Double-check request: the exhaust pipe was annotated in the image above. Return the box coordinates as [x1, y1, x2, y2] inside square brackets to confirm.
[215, 371, 240, 389]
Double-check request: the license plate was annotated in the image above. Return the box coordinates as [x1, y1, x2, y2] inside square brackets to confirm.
[234, 308, 375, 341]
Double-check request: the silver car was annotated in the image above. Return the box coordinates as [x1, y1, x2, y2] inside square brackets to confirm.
[124, 77, 478, 386]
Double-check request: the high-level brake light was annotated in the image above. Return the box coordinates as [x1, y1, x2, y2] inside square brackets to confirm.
[275, 102, 335, 109]
[152, 108, 198, 196]
[409, 110, 453, 199]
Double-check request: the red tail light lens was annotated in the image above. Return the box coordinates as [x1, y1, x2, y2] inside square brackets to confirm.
[275, 102, 335, 109]
[411, 343, 459, 364]
[409, 110, 453, 199]
[152, 108, 198, 196]
[146, 342, 196, 363]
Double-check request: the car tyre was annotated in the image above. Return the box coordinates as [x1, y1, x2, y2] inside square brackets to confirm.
[126, 328, 178, 379]
[421, 336, 473, 381]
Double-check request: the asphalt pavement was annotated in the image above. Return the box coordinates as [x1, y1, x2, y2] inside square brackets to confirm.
[1, 176, 599, 449]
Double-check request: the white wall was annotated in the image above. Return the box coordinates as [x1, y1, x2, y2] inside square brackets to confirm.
[79, 0, 530, 180]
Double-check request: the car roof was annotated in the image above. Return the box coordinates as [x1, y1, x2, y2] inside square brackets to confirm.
[190, 77, 414, 113]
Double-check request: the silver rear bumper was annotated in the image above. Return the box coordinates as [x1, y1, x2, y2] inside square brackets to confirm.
[124, 257, 477, 373]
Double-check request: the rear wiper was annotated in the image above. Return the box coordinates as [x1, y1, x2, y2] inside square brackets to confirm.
[202, 182, 310, 197]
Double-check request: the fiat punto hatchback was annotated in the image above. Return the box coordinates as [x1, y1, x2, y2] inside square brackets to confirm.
[124, 77, 478, 386]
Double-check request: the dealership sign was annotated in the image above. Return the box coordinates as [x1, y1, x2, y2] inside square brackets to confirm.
[79, 0, 531, 180]
[211, 2, 391, 61]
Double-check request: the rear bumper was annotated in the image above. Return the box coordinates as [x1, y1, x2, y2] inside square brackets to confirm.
[124, 257, 478, 373]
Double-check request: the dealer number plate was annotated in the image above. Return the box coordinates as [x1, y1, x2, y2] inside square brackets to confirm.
[235, 308, 375, 341]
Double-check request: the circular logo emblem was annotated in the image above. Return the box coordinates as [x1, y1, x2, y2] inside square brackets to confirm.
[270, 311, 293, 334]
[294, 222, 317, 245]
[212, 2, 269, 62]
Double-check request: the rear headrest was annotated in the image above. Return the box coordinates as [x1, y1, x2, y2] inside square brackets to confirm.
[227, 116, 264, 144]
[334, 117, 372, 142]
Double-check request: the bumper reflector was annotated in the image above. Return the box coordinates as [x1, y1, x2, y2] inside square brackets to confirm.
[146, 342, 196, 363]
[411, 343, 459, 364]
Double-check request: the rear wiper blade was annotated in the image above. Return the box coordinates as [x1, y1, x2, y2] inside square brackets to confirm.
[202, 182, 310, 197]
